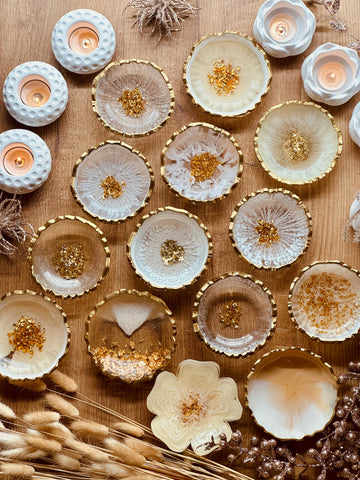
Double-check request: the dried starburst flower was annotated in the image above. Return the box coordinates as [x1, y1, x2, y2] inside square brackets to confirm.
[8, 316, 46, 356]
[208, 60, 241, 96]
[0, 195, 33, 256]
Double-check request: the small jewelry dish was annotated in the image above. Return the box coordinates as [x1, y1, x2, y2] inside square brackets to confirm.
[71, 141, 154, 222]
[349, 102, 360, 147]
[247, 347, 338, 440]
[92, 59, 175, 137]
[52, 9, 116, 74]
[28, 215, 110, 298]
[255, 101, 342, 185]
[127, 207, 212, 290]
[253, 0, 316, 58]
[161, 123, 243, 202]
[192, 272, 276, 357]
[183, 32, 271, 117]
[85, 290, 176, 383]
[0, 290, 69, 381]
[289, 261, 360, 342]
[230, 189, 312, 270]
[301, 43, 360, 106]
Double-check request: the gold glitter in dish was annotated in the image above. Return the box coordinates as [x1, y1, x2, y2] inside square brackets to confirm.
[101, 175, 126, 199]
[219, 301, 241, 328]
[118, 87, 146, 117]
[180, 393, 205, 424]
[256, 220, 280, 247]
[53, 244, 86, 279]
[283, 132, 310, 163]
[8, 315, 46, 356]
[207, 60, 240, 96]
[160, 239, 185, 265]
[190, 152, 220, 182]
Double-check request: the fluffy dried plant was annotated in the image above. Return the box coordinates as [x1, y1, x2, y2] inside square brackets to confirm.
[0, 195, 33, 256]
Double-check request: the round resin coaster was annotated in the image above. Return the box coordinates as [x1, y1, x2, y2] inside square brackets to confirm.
[255, 101, 342, 184]
[127, 207, 212, 290]
[0, 291, 69, 381]
[92, 59, 174, 137]
[289, 261, 360, 341]
[161, 123, 243, 202]
[71, 141, 154, 222]
[85, 290, 176, 383]
[193, 273, 276, 357]
[184, 32, 271, 117]
[230, 189, 312, 270]
[247, 348, 338, 440]
[28, 216, 110, 298]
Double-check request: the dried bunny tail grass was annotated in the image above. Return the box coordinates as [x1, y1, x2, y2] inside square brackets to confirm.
[52, 452, 81, 471]
[46, 370, 78, 393]
[0, 194, 33, 256]
[104, 438, 146, 466]
[90, 461, 133, 477]
[124, 437, 163, 462]
[0, 401, 16, 420]
[64, 437, 109, 463]
[25, 434, 62, 454]
[1, 463, 35, 479]
[37, 422, 74, 442]
[23, 411, 60, 425]
[0, 447, 46, 460]
[70, 420, 108, 439]
[112, 421, 144, 438]
[45, 393, 79, 418]
[9, 378, 47, 392]
[0, 431, 26, 448]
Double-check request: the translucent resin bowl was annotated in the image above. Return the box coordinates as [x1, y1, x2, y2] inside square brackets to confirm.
[28, 216, 110, 298]
[289, 261, 360, 342]
[85, 290, 176, 383]
[255, 101, 342, 184]
[127, 207, 212, 289]
[161, 122, 243, 202]
[0, 290, 69, 381]
[184, 32, 271, 117]
[247, 348, 338, 440]
[193, 273, 276, 357]
[71, 141, 154, 222]
[230, 189, 312, 270]
[92, 59, 175, 137]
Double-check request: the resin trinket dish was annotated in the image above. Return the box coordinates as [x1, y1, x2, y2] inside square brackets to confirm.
[92, 59, 174, 137]
[0, 290, 69, 381]
[127, 207, 212, 290]
[255, 101, 342, 185]
[289, 261, 360, 342]
[85, 290, 176, 383]
[247, 348, 338, 440]
[161, 123, 243, 202]
[230, 189, 312, 270]
[193, 272, 276, 357]
[28, 215, 110, 298]
[71, 141, 154, 222]
[183, 32, 271, 117]
[349, 102, 360, 147]
[52, 9, 116, 74]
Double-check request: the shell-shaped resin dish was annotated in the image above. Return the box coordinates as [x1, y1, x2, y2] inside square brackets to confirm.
[92, 59, 174, 137]
[230, 189, 312, 270]
[349, 102, 360, 147]
[71, 141, 154, 222]
[85, 290, 176, 383]
[184, 32, 271, 117]
[247, 348, 338, 440]
[0, 291, 69, 381]
[161, 123, 243, 202]
[28, 216, 110, 298]
[127, 207, 212, 290]
[193, 273, 276, 357]
[255, 101, 342, 185]
[289, 261, 360, 342]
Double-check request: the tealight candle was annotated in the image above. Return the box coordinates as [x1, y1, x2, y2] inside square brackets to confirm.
[269, 13, 297, 43]
[67, 22, 99, 54]
[19, 75, 51, 107]
[317, 61, 346, 91]
[2, 143, 34, 176]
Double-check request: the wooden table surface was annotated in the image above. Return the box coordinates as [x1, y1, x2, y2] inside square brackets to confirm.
[1, 0, 360, 474]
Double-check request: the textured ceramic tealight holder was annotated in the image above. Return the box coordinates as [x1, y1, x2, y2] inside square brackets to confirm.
[301, 43, 360, 106]
[349, 102, 360, 147]
[0, 129, 51, 194]
[253, 0, 316, 58]
[52, 9, 115, 74]
[3, 61, 68, 127]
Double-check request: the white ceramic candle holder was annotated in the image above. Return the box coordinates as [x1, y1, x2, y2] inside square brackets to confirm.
[349, 102, 360, 147]
[301, 43, 360, 106]
[0, 129, 51, 194]
[52, 9, 116, 75]
[3, 61, 68, 127]
[253, 0, 316, 58]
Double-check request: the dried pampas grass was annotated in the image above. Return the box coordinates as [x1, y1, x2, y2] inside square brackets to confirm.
[0, 195, 33, 256]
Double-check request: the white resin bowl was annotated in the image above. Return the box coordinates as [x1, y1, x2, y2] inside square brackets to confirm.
[349, 102, 360, 147]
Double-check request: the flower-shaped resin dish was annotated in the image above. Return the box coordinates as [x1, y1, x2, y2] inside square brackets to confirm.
[247, 348, 338, 440]
[28, 216, 110, 298]
[85, 290, 176, 383]
[147, 359, 243, 455]
[161, 123, 243, 202]
[0, 290, 70, 381]
[193, 273, 276, 357]
[230, 189, 312, 270]
[71, 141, 154, 222]
[184, 32, 271, 117]
[349, 102, 360, 147]
[127, 207, 211, 290]
[255, 101, 342, 185]
[289, 261, 360, 342]
[92, 59, 175, 137]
